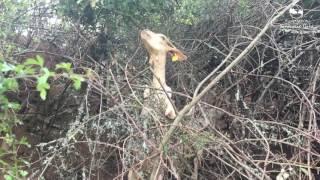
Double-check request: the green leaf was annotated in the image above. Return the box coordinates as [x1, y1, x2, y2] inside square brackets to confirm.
[4, 133, 14, 144]
[70, 74, 85, 81]
[36, 55, 44, 67]
[36, 80, 50, 100]
[70, 74, 84, 90]
[14, 64, 36, 75]
[3, 78, 18, 91]
[24, 58, 38, 66]
[4, 175, 13, 180]
[73, 79, 82, 90]
[24, 55, 44, 67]
[19, 137, 30, 147]
[14, 64, 24, 74]
[37, 76, 48, 86]
[39, 89, 47, 100]
[42, 68, 50, 77]
[55, 62, 72, 72]
[7, 102, 21, 110]
[23, 66, 36, 75]
[19, 170, 28, 177]
[42, 67, 55, 77]
[0, 95, 9, 104]
[0, 62, 15, 72]
[36, 68, 53, 100]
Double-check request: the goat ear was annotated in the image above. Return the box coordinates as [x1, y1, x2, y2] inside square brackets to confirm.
[168, 49, 187, 62]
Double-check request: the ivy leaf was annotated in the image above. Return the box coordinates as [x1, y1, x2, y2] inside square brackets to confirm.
[36, 55, 44, 67]
[36, 68, 53, 100]
[24, 55, 44, 67]
[43, 67, 49, 74]
[23, 66, 36, 75]
[14, 64, 35, 75]
[4, 175, 13, 180]
[70, 74, 84, 90]
[7, 102, 21, 110]
[14, 64, 24, 74]
[19, 170, 28, 177]
[24, 58, 38, 66]
[55, 62, 72, 72]
[0, 95, 8, 102]
[0, 62, 15, 72]
[3, 78, 18, 91]
[36, 78, 50, 100]
[19, 137, 31, 148]
[73, 79, 81, 90]
[0, 95, 9, 110]
[39, 89, 47, 100]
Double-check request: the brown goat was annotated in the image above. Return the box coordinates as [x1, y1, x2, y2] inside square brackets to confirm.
[140, 29, 186, 119]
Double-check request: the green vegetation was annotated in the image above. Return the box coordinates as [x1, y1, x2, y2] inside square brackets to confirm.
[0, 54, 84, 179]
[1, 0, 319, 179]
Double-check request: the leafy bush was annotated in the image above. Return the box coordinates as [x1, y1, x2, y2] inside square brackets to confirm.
[0, 54, 84, 179]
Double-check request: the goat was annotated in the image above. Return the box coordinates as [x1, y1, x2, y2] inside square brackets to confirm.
[126, 30, 186, 180]
[140, 29, 187, 119]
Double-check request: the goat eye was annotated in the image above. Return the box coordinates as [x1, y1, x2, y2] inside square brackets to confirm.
[161, 36, 166, 40]
[166, 42, 174, 48]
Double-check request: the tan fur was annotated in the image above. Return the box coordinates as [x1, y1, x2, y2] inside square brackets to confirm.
[126, 30, 186, 180]
[140, 29, 187, 119]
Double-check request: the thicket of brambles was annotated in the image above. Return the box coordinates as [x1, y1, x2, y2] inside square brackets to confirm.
[1, 0, 319, 179]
